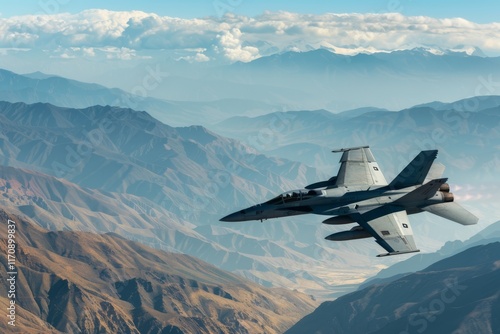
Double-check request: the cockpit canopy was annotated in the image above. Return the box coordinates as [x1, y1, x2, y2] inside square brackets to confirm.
[264, 189, 322, 205]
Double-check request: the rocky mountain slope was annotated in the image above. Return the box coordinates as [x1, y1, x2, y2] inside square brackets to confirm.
[286, 241, 500, 334]
[0, 101, 320, 225]
[0, 209, 317, 333]
[0, 163, 390, 300]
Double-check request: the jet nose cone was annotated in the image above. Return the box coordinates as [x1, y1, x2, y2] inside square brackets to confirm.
[220, 207, 254, 222]
[220, 212, 242, 222]
[219, 214, 232, 222]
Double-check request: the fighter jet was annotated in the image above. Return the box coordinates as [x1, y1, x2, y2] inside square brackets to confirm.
[220, 146, 478, 257]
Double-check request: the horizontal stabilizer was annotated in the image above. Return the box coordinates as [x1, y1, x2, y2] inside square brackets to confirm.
[377, 249, 420, 257]
[422, 202, 478, 225]
[332, 145, 370, 153]
[396, 178, 448, 203]
[389, 150, 438, 189]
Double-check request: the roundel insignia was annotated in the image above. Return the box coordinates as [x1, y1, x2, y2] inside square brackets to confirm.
[403, 223, 409, 228]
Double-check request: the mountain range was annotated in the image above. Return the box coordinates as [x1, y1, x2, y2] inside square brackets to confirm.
[224, 48, 500, 110]
[0, 101, 398, 299]
[286, 241, 500, 334]
[0, 69, 279, 126]
[118, 48, 500, 112]
[0, 90, 497, 299]
[0, 209, 316, 333]
[0, 87, 497, 300]
[213, 97, 499, 186]
[0, 161, 390, 300]
[0, 101, 321, 223]
[0, 62, 498, 303]
[3, 47, 500, 126]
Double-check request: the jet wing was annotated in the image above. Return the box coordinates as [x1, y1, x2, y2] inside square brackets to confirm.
[422, 202, 478, 225]
[349, 206, 420, 257]
[332, 146, 388, 187]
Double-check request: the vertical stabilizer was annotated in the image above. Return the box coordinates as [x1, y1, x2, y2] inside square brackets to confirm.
[389, 150, 438, 189]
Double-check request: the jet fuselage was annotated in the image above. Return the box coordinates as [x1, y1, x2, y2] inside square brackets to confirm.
[220, 184, 451, 223]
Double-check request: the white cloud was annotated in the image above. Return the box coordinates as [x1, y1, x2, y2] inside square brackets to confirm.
[100, 46, 141, 60]
[82, 47, 95, 57]
[59, 53, 74, 59]
[194, 53, 210, 62]
[217, 28, 260, 62]
[178, 52, 210, 63]
[0, 10, 499, 62]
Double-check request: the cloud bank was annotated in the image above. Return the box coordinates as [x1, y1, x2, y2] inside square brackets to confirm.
[1, 9, 499, 62]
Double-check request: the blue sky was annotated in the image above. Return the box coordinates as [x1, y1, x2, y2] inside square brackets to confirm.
[2, 0, 499, 23]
